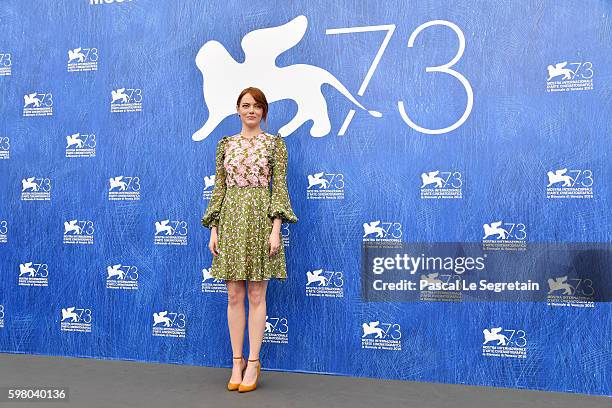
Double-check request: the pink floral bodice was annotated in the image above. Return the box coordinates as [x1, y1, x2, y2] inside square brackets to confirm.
[201, 131, 298, 229]
[223, 133, 275, 187]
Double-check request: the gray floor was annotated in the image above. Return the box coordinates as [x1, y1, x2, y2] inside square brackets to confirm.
[0, 352, 609, 408]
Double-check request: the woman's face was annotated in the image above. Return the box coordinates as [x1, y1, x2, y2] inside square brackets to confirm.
[236, 93, 264, 127]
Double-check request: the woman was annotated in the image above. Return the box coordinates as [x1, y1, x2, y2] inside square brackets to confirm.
[201, 87, 298, 393]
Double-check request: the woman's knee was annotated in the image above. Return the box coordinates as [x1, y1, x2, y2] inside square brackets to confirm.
[247, 283, 267, 306]
[226, 281, 246, 305]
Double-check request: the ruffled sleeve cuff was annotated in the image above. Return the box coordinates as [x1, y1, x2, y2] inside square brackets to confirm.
[201, 212, 220, 229]
[267, 204, 298, 224]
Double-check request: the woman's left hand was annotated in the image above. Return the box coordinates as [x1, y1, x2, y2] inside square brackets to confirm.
[269, 231, 281, 258]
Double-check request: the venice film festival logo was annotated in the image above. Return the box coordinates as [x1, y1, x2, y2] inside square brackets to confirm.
[419, 272, 463, 303]
[361, 321, 402, 351]
[66, 132, 96, 158]
[420, 170, 463, 199]
[481, 326, 527, 359]
[110, 88, 142, 113]
[60, 307, 92, 333]
[18, 262, 49, 287]
[202, 174, 215, 200]
[201, 267, 227, 294]
[263, 316, 288, 344]
[481, 221, 527, 251]
[23, 92, 53, 117]
[152, 311, 186, 338]
[305, 268, 344, 298]
[89, 0, 132, 4]
[362, 220, 403, 246]
[279, 224, 292, 247]
[108, 176, 141, 201]
[0, 136, 9, 159]
[0, 52, 11, 76]
[546, 168, 593, 199]
[21, 177, 51, 201]
[0, 220, 7, 244]
[63, 220, 94, 245]
[0, 304, 4, 328]
[546, 61, 593, 93]
[106, 264, 139, 290]
[154, 219, 187, 245]
[67, 47, 98, 72]
[306, 171, 344, 200]
[192, 15, 473, 141]
[547, 275, 595, 308]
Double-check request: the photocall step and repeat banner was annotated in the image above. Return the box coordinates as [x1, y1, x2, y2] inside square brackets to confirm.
[0, 0, 610, 396]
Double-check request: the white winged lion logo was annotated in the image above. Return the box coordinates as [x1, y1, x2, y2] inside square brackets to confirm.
[193, 15, 381, 141]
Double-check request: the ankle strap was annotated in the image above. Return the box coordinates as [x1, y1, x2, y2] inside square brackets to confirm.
[248, 358, 259, 362]
[233, 356, 243, 359]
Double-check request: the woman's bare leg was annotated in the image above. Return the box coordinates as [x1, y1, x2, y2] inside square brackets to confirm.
[226, 280, 247, 383]
[241, 280, 269, 385]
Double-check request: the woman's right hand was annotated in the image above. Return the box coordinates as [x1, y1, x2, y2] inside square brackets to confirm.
[209, 227, 220, 256]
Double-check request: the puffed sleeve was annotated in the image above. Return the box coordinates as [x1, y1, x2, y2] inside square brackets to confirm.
[201, 136, 228, 229]
[268, 134, 298, 224]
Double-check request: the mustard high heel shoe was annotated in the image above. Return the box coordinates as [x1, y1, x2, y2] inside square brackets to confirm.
[227, 356, 247, 391]
[238, 358, 261, 393]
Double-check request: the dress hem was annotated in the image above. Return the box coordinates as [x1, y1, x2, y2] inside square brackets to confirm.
[216, 277, 288, 282]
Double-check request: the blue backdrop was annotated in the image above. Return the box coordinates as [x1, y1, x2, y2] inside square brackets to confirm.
[0, 0, 610, 396]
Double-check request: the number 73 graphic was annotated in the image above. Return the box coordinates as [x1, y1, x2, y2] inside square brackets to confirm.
[326, 20, 473, 135]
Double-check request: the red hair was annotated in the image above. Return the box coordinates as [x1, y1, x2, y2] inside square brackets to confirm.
[236, 87, 269, 125]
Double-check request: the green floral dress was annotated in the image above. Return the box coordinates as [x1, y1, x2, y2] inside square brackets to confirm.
[201, 132, 298, 281]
